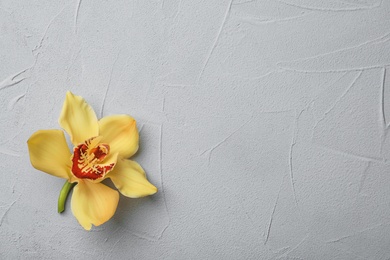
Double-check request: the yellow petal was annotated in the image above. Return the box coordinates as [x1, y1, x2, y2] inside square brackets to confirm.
[27, 129, 72, 180]
[98, 115, 139, 158]
[71, 180, 119, 230]
[59, 91, 99, 145]
[107, 159, 157, 198]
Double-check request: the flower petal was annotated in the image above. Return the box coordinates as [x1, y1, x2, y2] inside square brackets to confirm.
[71, 181, 119, 230]
[98, 115, 139, 158]
[27, 129, 72, 180]
[59, 91, 99, 145]
[107, 159, 157, 198]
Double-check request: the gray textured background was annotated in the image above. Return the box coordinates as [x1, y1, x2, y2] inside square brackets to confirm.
[1, 0, 390, 259]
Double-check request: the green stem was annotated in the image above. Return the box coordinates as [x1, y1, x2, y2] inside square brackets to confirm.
[58, 181, 76, 213]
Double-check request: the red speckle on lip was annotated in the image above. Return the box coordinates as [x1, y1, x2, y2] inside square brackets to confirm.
[71, 139, 114, 180]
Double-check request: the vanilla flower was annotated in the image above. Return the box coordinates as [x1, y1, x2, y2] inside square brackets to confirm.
[27, 91, 157, 230]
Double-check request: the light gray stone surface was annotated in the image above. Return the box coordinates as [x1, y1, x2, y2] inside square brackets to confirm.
[1, 0, 390, 259]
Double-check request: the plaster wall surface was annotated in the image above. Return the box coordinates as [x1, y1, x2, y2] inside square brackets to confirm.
[1, 0, 390, 259]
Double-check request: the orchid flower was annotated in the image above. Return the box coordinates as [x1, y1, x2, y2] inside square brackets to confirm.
[27, 91, 157, 230]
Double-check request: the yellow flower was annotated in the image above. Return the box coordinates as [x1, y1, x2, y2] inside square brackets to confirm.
[27, 91, 157, 230]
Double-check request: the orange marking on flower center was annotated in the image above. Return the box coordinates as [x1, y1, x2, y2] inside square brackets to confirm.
[71, 137, 114, 180]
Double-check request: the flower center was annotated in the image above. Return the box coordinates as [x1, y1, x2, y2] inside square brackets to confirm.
[71, 136, 115, 180]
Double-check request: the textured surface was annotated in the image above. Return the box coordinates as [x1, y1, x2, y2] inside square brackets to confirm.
[1, 0, 390, 259]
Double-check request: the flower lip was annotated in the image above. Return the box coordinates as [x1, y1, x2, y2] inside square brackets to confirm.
[71, 136, 115, 180]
